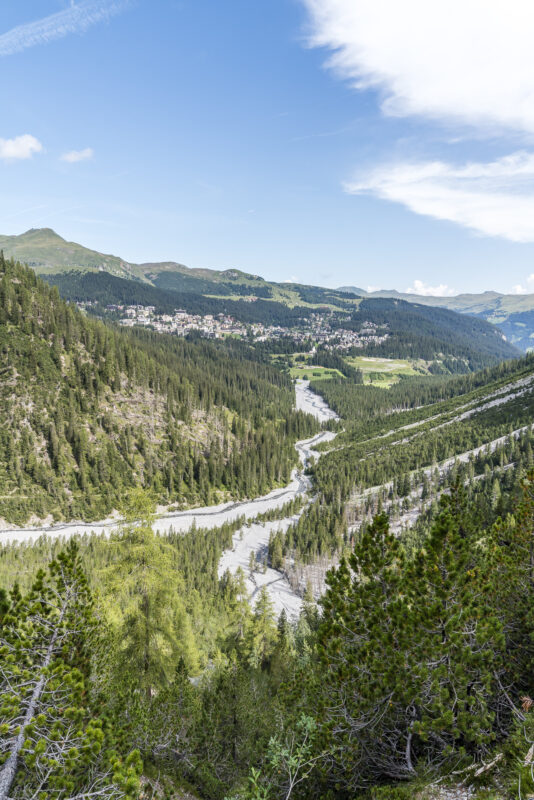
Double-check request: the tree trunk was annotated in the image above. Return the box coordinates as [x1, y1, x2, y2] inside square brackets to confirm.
[0, 603, 65, 800]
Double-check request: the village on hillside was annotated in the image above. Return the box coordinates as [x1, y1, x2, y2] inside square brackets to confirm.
[86, 303, 390, 350]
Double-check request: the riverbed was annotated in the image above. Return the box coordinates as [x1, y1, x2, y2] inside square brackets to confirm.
[0, 429, 334, 546]
[0, 381, 338, 617]
[295, 379, 339, 421]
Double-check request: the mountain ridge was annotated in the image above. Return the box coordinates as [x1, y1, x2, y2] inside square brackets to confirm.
[0, 228, 525, 357]
[338, 285, 534, 349]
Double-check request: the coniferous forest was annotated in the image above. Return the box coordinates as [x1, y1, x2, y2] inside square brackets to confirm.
[1, 251, 533, 799]
[5, 1, 534, 796]
[0, 257, 316, 524]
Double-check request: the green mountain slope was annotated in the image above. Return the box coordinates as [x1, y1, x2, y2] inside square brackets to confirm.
[340, 285, 534, 351]
[1, 228, 520, 367]
[313, 353, 534, 503]
[0, 227, 143, 278]
[0, 256, 316, 525]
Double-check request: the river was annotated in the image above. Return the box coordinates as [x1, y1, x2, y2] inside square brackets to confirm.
[0, 380, 338, 616]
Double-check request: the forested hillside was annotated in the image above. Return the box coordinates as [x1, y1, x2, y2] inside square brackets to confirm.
[279, 353, 534, 563]
[341, 285, 534, 352]
[0, 256, 316, 524]
[1, 386, 533, 799]
[42, 269, 518, 370]
[348, 297, 516, 368]
[42, 270, 321, 327]
[0, 228, 519, 369]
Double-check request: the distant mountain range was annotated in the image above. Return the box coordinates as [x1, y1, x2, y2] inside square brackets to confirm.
[0, 228, 522, 363]
[339, 286, 534, 351]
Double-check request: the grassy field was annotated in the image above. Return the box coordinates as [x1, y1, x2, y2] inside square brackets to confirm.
[271, 353, 344, 381]
[344, 356, 428, 387]
[272, 353, 428, 387]
[289, 365, 344, 380]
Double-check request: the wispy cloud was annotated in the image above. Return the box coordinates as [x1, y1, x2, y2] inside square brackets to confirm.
[61, 147, 94, 163]
[405, 279, 456, 297]
[345, 151, 534, 243]
[291, 121, 356, 142]
[0, 134, 42, 160]
[301, 1, 534, 241]
[0, 1, 130, 57]
[301, 0, 534, 135]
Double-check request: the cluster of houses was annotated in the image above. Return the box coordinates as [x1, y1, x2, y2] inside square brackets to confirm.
[117, 306, 248, 338]
[90, 303, 389, 350]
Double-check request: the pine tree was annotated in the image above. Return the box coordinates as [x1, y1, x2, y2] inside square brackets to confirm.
[405, 492, 504, 762]
[247, 588, 277, 669]
[317, 500, 505, 790]
[0, 542, 141, 800]
[486, 472, 534, 709]
[317, 513, 413, 790]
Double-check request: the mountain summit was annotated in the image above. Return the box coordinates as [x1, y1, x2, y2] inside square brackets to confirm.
[0, 227, 137, 278]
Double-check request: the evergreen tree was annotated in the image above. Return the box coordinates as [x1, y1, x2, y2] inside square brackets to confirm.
[101, 490, 198, 697]
[247, 588, 278, 669]
[0, 542, 141, 800]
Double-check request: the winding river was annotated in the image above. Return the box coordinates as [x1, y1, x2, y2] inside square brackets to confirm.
[0, 380, 338, 616]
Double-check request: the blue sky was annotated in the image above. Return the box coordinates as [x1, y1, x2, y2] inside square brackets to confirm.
[2, 0, 534, 295]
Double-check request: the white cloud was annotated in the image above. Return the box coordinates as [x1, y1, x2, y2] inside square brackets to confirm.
[61, 147, 94, 163]
[301, 0, 534, 135]
[301, 2, 534, 239]
[0, 134, 42, 160]
[0, 1, 129, 57]
[511, 274, 534, 294]
[345, 151, 534, 242]
[405, 279, 456, 297]
[366, 285, 381, 293]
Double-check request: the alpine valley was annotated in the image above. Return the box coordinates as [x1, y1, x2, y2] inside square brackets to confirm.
[1, 230, 533, 800]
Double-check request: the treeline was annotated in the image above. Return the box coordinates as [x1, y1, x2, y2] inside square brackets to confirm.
[290, 283, 359, 307]
[310, 349, 364, 382]
[310, 353, 534, 427]
[0, 257, 317, 523]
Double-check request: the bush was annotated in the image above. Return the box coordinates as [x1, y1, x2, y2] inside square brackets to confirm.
[368, 785, 413, 800]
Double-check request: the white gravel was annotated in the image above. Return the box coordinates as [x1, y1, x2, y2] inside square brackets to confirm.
[218, 515, 304, 618]
[0, 382, 338, 620]
[0, 430, 335, 546]
[295, 380, 339, 421]
[216, 384, 338, 618]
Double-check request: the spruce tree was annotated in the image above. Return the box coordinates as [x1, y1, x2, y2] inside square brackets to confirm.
[0, 542, 141, 800]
